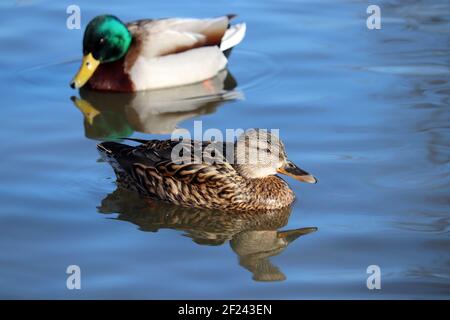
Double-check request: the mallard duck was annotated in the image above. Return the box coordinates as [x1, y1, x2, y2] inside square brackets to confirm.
[70, 14, 246, 92]
[97, 129, 317, 211]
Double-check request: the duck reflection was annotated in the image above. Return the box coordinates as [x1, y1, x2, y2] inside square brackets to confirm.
[98, 188, 317, 282]
[71, 70, 242, 139]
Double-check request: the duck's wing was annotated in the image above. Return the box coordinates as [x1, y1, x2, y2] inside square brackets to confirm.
[98, 139, 240, 188]
[126, 16, 243, 58]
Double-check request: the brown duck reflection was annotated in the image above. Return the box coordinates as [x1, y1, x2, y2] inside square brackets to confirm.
[98, 188, 317, 282]
[71, 70, 241, 140]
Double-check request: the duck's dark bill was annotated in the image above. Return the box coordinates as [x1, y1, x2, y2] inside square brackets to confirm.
[277, 161, 318, 184]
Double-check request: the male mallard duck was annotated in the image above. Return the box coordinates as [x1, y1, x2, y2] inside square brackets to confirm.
[98, 129, 317, 211]
[70, 14, 246, 92]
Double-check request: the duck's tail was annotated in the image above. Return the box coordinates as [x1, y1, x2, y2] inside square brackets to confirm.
[97, 141, 142, 192]
[220, 22, 246, 52]
[97, 141, 132, 156]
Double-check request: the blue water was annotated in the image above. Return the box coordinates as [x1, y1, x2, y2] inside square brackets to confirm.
[0, 0, 449, 299]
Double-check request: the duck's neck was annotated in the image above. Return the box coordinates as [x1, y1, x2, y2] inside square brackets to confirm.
[239, 176, 295, 210]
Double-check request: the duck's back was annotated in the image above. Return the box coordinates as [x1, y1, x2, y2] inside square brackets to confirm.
[98, 139, 246, 210]
[127, 16, 232, 58]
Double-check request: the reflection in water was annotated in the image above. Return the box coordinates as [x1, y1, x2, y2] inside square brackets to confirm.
[71, 70, 242, 139]
[98, 188, 317, 282]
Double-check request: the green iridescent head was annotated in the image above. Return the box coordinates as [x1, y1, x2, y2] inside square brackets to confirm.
[83, 15, 132, 63]
[71, 15, 132, 89]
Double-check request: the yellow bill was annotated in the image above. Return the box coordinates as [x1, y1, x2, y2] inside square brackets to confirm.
[70, 53, 100, 89]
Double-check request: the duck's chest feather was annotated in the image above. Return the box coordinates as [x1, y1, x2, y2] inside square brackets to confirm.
[86, 59, 134, 92]
[236, 176, 296, 210]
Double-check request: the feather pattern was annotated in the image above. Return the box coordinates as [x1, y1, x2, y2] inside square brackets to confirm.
[98, 138, 295, 211]
[127, 17, 231, 58]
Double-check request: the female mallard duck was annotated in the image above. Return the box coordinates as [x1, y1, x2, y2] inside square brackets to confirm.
[70, 14, 246, 92]
[98, 129, 317, 211]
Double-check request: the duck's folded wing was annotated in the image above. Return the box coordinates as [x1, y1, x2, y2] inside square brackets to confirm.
[128, 16, 231, 58]
[103, 139, 238, 184]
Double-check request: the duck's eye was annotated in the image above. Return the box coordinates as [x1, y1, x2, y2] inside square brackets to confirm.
[266, 148, 271, 154]
[99, 38, 105, 45]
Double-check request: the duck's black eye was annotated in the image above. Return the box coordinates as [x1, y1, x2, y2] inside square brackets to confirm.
[95, 38, 105, 51]
[266, 148, 271, 154]
[93, 38, 105, 55]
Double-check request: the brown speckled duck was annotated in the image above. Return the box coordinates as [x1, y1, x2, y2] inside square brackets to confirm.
[97, 129, 317, 211]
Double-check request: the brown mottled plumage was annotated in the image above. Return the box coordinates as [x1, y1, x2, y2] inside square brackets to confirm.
[97, 129, 317, 211]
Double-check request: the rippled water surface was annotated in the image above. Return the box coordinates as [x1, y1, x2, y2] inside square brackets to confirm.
[0, 0, 449, 299]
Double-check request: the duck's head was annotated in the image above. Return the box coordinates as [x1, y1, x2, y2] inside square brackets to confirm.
[235, 129, 317, 183]
[70, 15, 132, 89]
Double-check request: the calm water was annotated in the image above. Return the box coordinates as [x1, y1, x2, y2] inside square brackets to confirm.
[0, 0, 449, 299]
